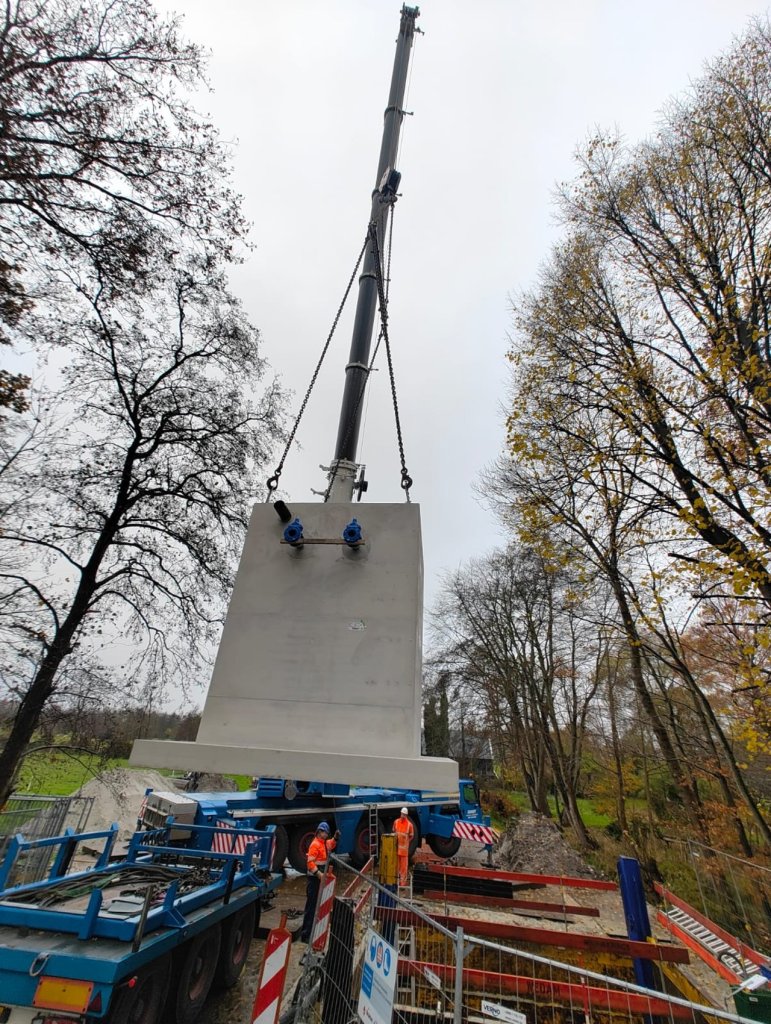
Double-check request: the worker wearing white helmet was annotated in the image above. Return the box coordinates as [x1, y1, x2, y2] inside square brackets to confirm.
[394, 806, 415, 886]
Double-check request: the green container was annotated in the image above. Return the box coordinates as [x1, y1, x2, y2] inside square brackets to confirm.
[734, 986, 771, 1024]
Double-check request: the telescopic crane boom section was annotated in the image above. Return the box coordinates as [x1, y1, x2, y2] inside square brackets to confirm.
[327, 4, 420, 503]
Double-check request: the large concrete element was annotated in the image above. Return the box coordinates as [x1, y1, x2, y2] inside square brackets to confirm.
[131, 503, 458, 790]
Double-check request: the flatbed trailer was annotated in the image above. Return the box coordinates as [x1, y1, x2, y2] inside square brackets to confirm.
[0, 819, 281, 1024]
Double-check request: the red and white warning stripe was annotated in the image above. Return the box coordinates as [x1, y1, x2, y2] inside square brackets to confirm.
[251, 918, 292, 1024]
[311, 872, 337, 952]
[451, 821, 499, 845]
[213, 819, 249, 855]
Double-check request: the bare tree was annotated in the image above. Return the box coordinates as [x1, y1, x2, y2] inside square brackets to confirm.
[0, 257, 285, 803]
[0, 0, 247, 405]
[431, 547, 600, 848]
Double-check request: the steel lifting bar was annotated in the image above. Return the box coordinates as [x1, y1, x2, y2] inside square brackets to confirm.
[654, 882, 771, 971]
[397, 960, 696, 1019]
[422, 863, 618, 891]
[375, 907, 689, 963]
[420, 888, 601, 917]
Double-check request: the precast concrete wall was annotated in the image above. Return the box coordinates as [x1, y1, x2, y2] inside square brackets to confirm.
[131, 502, 457, 790]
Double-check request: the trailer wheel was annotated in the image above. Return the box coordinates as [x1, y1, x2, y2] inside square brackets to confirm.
[351, 817, 382, 868]
[173, 924, 222, 1024]
[215, 902, 256, 989]
[427, 833, 461, 858]
[287, 823, 317, 873]
[270, 824, 289, 870]
[108, 954, 171, 1024]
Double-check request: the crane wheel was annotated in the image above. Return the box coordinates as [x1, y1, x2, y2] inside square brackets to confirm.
[271, 824, 289, 871]
[427, 834, 461, 858]
[173, 924, 222, 1024]
[215, 902, 256, 989]
[287, 824, 317, 873]
[351, 817, 382, 868]
[108, 955, 170, 1024]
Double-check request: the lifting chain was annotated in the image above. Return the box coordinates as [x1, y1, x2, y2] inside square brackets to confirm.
[265, 234, 369, 499]
[370, 220, 413, 500]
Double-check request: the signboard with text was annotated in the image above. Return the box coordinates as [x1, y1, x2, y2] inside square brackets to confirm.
[357, 929, 398, 1024]
[481, 1000, 527, 1024]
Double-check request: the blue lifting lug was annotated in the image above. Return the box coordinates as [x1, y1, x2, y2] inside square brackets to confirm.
[342, 518, 363, 548]
[283, 518, 304, 548]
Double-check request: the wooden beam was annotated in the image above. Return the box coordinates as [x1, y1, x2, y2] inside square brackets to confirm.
[377, 907, 689, 963]
[421, 889, 600, 917]
[422, 863, 617, 891]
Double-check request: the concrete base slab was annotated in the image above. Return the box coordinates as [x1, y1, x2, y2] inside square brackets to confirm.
[130, 740, 458, 792]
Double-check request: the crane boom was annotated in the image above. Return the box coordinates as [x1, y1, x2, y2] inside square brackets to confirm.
[327, 4, 420, 502]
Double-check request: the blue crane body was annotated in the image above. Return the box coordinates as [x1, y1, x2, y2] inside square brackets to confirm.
[156, 775, 494, 873]
[0, 819, 281, 1022]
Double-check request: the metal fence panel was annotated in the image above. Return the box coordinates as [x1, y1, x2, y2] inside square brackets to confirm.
[286, 852, 761, 1024]
[0, 793, 94, 886]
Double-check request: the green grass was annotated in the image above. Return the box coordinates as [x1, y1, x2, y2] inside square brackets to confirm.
[487, 790, 613, 829]
[12, 750, 255, 797]
[14, 751, 131, 795]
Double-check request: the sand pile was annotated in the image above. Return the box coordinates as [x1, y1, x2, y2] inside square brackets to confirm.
[70, 768, 177, 840]
[496, 812, 598, 878]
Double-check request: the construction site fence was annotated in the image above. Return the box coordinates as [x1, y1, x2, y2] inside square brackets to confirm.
[288, 854, 761, 1024]
[0, 793, 94, 887]
[661, 837, 771, 956]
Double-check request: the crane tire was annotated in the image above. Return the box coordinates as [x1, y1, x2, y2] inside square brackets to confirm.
[173, 924, 222, 1024]
[288, 823, 317, 874]
[215, 902, 256, 989]
[427, 834, 461, 858]
[271, 824, 289, 871]
[108, 954, 171, 1024]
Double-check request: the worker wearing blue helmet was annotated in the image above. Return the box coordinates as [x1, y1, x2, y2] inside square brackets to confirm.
[300, 820, 340, 943]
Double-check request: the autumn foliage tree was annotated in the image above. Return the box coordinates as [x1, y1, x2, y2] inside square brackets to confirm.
[502, 19, 771, 847]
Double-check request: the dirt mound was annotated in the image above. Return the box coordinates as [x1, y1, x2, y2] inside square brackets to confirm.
[189, 773, 242, 792]
[71, 768, 177, 840]
[496, 812, 598, 878]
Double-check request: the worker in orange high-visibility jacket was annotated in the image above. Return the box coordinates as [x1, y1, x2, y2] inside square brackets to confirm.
[394, 807, 415, 886]
[300, 821, 339, 942]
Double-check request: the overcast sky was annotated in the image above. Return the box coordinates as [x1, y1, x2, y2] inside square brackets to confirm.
[156, 0, 769, 614]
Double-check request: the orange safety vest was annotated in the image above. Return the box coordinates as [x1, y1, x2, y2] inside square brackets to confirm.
[394, 816, 414, 856]
[306, 835, 336, 873]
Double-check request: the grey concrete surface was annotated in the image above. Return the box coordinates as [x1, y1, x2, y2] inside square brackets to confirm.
[131, 502, 457, 790]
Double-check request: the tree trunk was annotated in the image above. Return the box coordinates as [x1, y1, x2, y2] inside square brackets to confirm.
[608, 572, 707, 834]
[0, 635, 74, 805]
[606, 664, 628, 831]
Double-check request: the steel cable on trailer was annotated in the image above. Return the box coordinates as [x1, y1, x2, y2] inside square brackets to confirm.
[264, 233, 369, 500]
